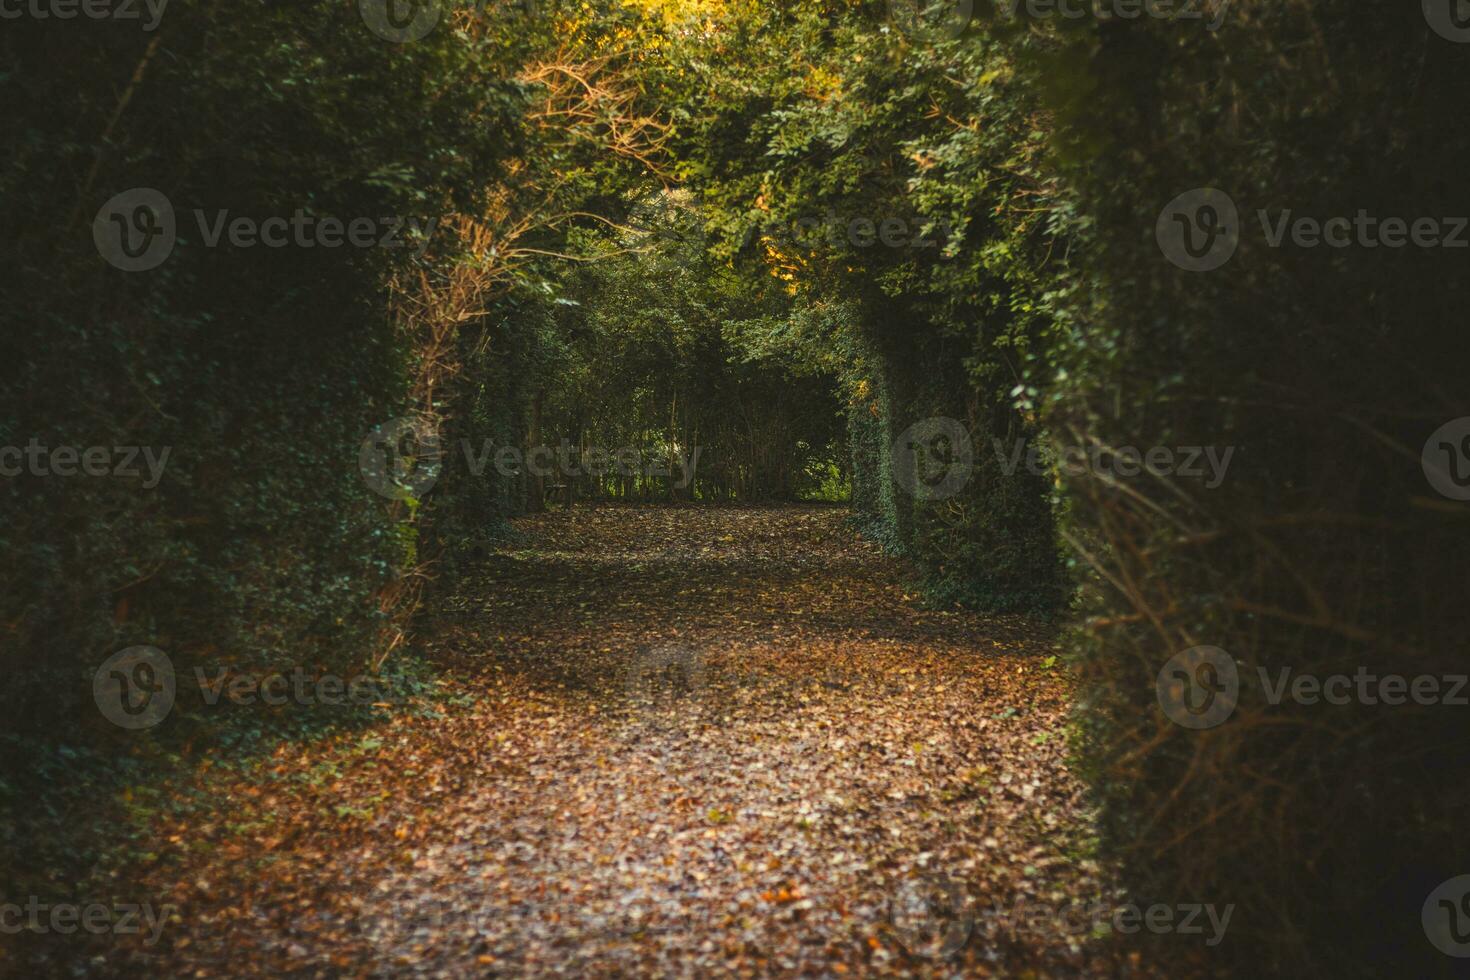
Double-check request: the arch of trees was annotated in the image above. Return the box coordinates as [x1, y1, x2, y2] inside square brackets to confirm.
[2, 2, 1466, 975]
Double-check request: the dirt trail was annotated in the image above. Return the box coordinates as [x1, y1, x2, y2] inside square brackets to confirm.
[118, 506, 1135, 977]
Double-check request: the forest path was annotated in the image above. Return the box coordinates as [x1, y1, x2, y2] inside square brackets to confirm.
[128, 505, 1134, 978]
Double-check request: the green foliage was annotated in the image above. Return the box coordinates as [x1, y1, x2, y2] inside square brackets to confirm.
[0, 2, 523, 735]
[522, 209, 849, 504]
[645, 2, 1068, 612]
[6, 3, 1465, 975]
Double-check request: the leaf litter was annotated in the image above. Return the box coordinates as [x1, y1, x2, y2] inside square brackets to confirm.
[110, 505, 1187, 978]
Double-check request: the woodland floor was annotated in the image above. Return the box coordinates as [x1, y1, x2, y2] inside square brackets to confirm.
[100, 505, 1163, 978]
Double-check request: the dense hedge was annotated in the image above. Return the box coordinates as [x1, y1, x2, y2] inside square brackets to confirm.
[0, 3, 522, 737]
[992, 2, 1470, 974]
[851, 294, 1064, 612]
